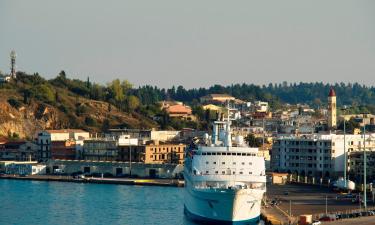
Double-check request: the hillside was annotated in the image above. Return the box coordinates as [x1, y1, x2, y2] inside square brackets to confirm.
[0, 74, 158, 139]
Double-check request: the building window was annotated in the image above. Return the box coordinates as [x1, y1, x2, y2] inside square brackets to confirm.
[239, 172, 243, 175]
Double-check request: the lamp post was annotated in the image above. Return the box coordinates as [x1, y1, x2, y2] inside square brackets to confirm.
[362, 113, 368, 210]
[341, 107, 348, 189]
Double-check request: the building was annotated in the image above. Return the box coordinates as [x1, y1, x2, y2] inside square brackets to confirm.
[82, 139, 118, 161]
[202, 104, 223, 112]
[51, 140, 77, 160]
[36, 129, 89, 162]
[0, 75, 11, 83]
[47, 160, 180, 178]
[144, 141, 186, 164]
[253, 101, 269, 113]
[328, 88, 337, 129]
[0, 141, 38, 161]
[348, 151, 375, 183]
[117, 135, 144, 162]
[200, 94, 235, 104]
[271, 133, 375, 179]
[46, 129, 90, 141]
[0, 161, 46, 175]
[165, 104, 195, 120]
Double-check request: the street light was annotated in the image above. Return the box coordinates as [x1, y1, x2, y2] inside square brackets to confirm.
[362, 112, 369, 210]
[341, 107, 348, 189]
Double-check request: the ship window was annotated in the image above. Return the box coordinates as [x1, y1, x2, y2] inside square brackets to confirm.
[241, 162, 245, 165]
[217, 153, 221, 155]
[249, 162, 252, 165]
[236, 153, 241, 156]
[233, 162, 236, 165]
[206, 161, 209, 164]
[222, 162, 225, 165]
[222, 153, 227, 155]
[246, 153, 251, 156]
[222, 171, 225, 174]
[212, 153, 216, 155]
[242, 153, 246, 156]
[240, 172, 243, 174]
[232, 171, 236, 174]
[249, 172, 252, 175]
[202, 153, 207, 155]
[207, 153, 212, 155]
[215, 171, 218, 174]
[206, 171, 209, 174]
[213, 162, 217, 164]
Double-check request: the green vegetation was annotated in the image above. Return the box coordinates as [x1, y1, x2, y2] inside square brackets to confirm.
[2, 70, 375, 132]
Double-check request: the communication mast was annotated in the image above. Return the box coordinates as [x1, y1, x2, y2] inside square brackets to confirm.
[10, 50, 16, 79]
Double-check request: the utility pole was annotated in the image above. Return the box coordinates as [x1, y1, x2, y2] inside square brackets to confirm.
[343, 115, 347, 189]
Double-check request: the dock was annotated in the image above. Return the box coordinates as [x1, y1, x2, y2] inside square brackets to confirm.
[0, 174, 184, 187]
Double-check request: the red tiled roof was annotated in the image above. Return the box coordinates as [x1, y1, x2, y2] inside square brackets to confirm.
[166, 105, 192, 114]
[328, 88, 336, 97]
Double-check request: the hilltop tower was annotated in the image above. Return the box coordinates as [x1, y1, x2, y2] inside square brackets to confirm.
[328, 87, 337, 129]
[10, 50, 16, 79]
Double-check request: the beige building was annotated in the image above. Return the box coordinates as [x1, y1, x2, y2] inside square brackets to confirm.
[200, 94, 235, 104]
[328, 88, 337, 129]
[145, 141, 186, 164]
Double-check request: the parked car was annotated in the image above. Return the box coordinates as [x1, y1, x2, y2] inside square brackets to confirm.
[311, 220, 321, 225]
[319, 216, 335, 221]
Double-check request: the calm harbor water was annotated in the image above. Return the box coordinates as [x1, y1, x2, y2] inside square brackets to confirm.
[0, 179, 263, 225]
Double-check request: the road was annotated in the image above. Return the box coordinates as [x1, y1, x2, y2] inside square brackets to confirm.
[266, 183, 375, 217]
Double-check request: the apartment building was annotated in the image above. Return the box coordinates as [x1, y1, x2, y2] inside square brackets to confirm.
[145, 141, 186, 164]
[271, 133, 375, 179]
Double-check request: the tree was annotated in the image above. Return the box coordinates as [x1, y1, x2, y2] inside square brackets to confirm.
[245, 134, 262, 147]
[109, 79, 125, 103]
[126, 95, 140, 111]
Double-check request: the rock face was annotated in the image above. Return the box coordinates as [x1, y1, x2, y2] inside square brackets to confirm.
[0, 100, 61, 139]
[0, 97, 157, 139]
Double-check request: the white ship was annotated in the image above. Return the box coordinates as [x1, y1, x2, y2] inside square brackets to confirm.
[184, 114, 266, 224]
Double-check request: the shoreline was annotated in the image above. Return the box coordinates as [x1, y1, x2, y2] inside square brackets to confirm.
[0, 175, 184, 187]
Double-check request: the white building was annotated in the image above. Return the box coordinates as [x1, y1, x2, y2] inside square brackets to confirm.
[36, 129, 90, 162]
[271, 133, 375, 179]
[253, 101, 268, 113]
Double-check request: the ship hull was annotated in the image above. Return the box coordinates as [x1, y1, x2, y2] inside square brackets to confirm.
[184, 206, 260, 225]
[184, 179, 263, 225]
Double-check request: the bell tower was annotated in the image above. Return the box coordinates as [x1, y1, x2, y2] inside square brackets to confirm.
[328, 87, 337, 129]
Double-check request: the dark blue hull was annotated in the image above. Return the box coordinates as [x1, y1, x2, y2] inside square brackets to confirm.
[184, 205, 260, 225]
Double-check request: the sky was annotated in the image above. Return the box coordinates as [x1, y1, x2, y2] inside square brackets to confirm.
[0, 1, 375, 88]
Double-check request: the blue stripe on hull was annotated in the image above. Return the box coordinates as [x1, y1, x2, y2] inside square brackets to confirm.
[184, 205, 260, 225]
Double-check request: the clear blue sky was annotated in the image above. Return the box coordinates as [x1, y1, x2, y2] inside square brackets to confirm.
[1, 1, 374, 88]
